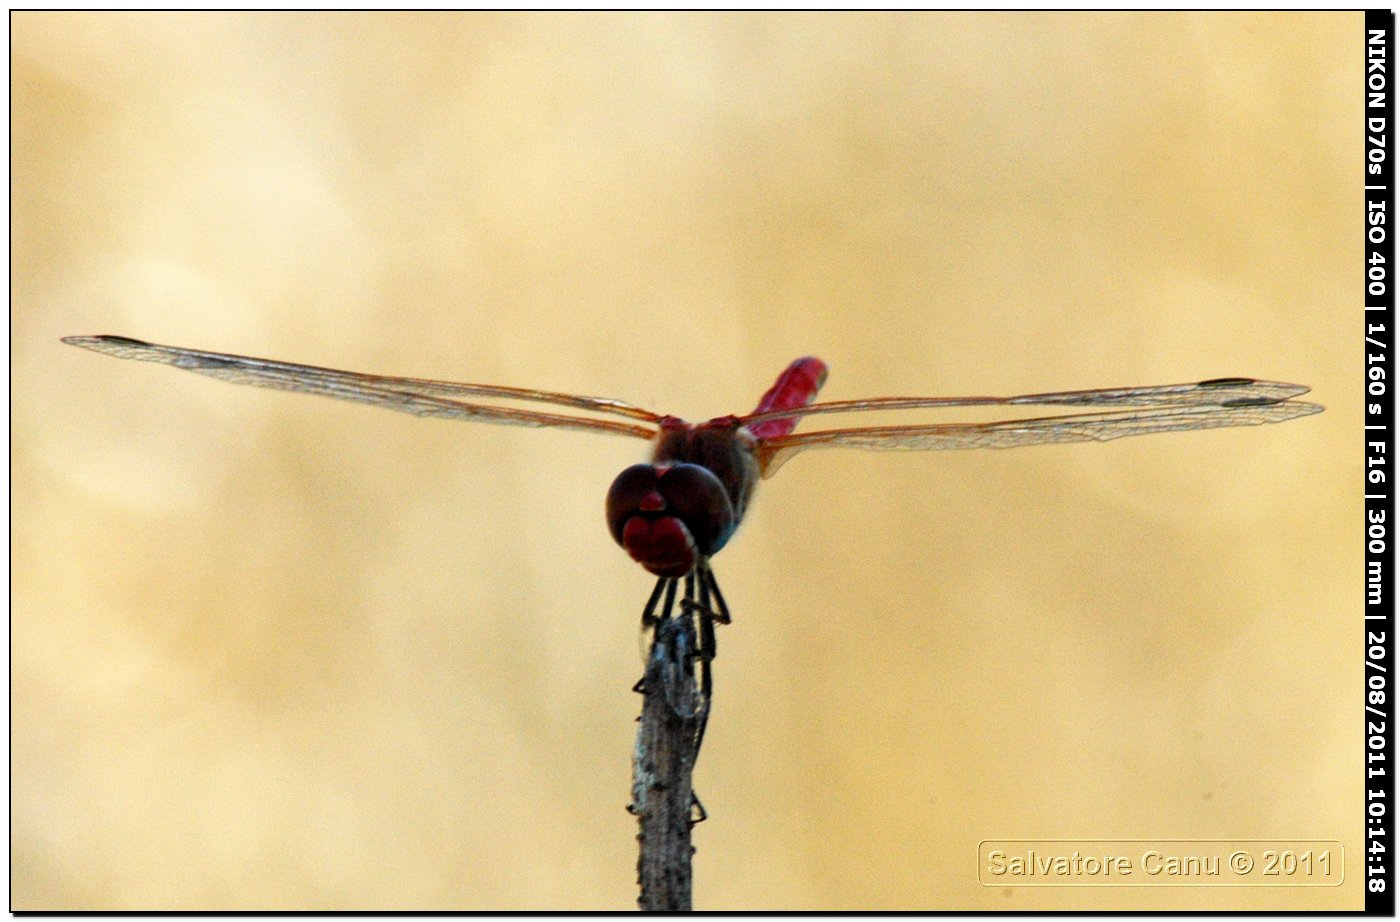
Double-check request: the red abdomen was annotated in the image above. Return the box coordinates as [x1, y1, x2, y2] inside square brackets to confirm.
[745, 357, 829, 441]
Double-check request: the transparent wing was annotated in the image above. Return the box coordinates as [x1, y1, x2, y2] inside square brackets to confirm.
[756, 397, 1323, 477]
[63, 335, 659, 440]
[740, 377, 1312, 428]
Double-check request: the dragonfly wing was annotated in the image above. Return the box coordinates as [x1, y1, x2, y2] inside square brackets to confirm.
[739, 377, 1312, 428]
[64, 335, 658, 439]
[756, 399, 1324, 477]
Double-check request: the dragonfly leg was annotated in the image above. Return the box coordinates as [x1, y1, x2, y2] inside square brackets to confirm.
[678, 559, 729, 624]
[640, 575, 671, 627]
[633, 577, 678, 694]
[697, 571, 715, 702]
[683, 574, 712, 828]
[693, 575, 715, 759]
[700, 560, 731, 625]
[688, 791, 708, 826]
[660, 573, 699, 721]
[688, 558, 731, 761]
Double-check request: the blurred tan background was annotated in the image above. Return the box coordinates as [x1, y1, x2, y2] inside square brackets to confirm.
[14, 11, 1357, 910]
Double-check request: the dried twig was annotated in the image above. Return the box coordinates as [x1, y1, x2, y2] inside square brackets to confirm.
[630, 609, 702, 911]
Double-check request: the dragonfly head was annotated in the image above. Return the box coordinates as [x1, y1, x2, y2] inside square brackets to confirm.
[606, 463, 736, 577]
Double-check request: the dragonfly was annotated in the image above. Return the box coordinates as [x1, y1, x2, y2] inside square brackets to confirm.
[63, 334, 1323, 761]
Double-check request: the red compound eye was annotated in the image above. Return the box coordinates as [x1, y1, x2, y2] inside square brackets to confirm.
[655, 463, 735, 557]
[605, 463, 736, 576]
[606, 464, 664, 547]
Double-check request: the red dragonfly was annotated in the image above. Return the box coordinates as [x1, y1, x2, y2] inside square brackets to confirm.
[63, 334, 1321, 748]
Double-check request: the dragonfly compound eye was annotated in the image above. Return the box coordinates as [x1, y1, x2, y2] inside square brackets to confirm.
[606, 464, 665, 546]
[605, 463, 736, 577]
[656, 463, 735, 557]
